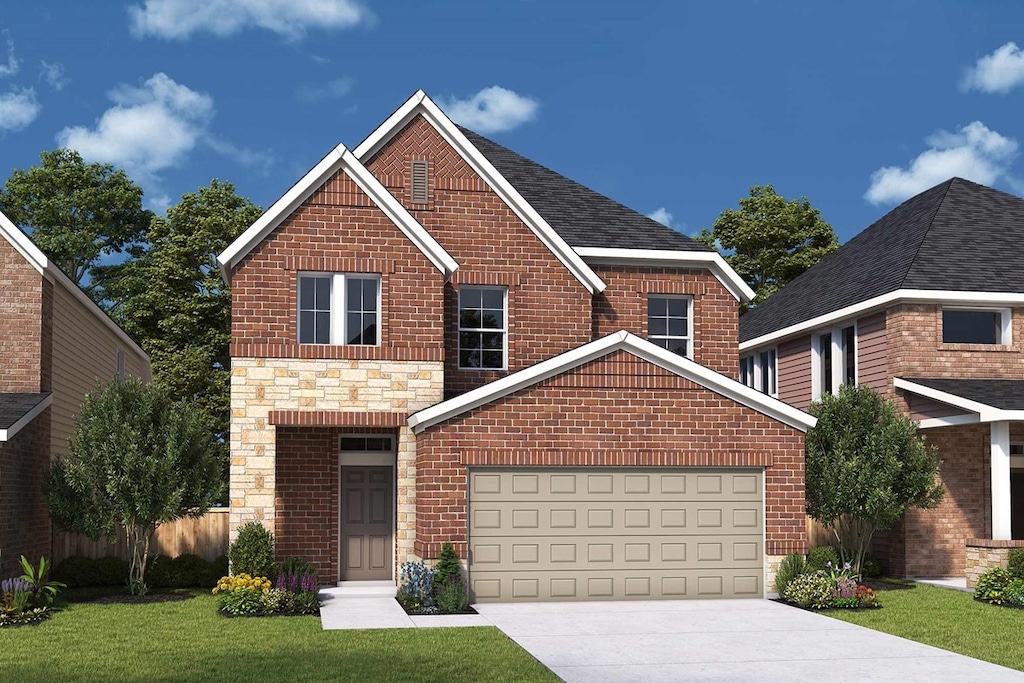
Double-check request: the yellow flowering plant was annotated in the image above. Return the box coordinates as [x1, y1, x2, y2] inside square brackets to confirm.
[212, 573, 272, 595]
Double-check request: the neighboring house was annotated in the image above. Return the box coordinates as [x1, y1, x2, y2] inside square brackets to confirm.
[0, 210, 150, 577]
[218, 90, 815, 603]
[739, 177, 1024, 580]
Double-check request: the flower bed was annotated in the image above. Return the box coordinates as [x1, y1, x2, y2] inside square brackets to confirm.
[776, 554, 881, 611]
[396, 545, 476, 616]
[213, 571, 320, 617]
[1, 556, 65, 628]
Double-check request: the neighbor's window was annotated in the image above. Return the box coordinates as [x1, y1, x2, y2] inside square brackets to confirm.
[739, 356, 755, 388]
[759, 348, 777, 397]
[817, 332, 833, 396]
[813, 324, 856, 398]
[298, 273, 380, 346]
[115, 349, 126, 382]
[647, 296, 692, 357]
[459, 287, 506, 369]
[942, 309, 1009, 345]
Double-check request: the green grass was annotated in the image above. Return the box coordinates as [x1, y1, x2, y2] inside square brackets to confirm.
[0, 593, 558, 683]
[826, 580, 1024, 671]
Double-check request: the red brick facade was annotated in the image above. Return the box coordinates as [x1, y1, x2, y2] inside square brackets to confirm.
[0, 413, 51, 577]
[0, 236, 44, 392]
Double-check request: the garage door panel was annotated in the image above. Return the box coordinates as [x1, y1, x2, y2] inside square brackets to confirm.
[469, 468, 763, 602]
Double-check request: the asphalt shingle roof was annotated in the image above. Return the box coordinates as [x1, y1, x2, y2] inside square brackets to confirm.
[739, 178, 1024, 343]
[0, 393, 49, 430]
[459, 126, 710, 252]
[902, 378, 1024, 411]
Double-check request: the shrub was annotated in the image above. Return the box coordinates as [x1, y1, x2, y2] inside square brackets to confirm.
[291, 590, 321, 615]
[1008, 548, 1024, 580]
[279, 557, 318, 583]
[229, 522, 277, 582]
[52, 556, 99, 588]
[1005, 578, 1024, 607]
[398, 560, 435, 608]
[433, 543, 463, 599]
[146, 555, 176, 588]
[94, 556, 131, 586]
[173, 554, 218, 587]
[260, 588, 295, 614]
[436, 576, 469, 613]
[807, 545, 839, 572]
[859, 553, 882, 579]
[783, 571, 832, 609]
[773, 552, 806, 595]
[19, 556, 64, 607]
[976, 567, 1014, 605]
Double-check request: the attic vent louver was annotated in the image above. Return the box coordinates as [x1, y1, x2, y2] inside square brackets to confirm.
[410, 160, 429, 204]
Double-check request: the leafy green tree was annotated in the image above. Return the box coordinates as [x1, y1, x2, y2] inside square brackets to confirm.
[45, 378, 225, 595]
[805, 384, 944, 578]
[697, 184, 838, 308]
[0, 149, 150, 297]
[104, 180, 262, 451]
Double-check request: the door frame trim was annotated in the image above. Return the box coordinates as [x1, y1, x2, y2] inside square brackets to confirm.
[338, 435, 397, 584]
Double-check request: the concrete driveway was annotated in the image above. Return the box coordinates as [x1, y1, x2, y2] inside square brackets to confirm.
[473, 599, 1024, 683]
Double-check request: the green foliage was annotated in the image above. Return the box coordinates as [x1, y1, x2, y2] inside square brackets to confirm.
[44, 378, 225, 595]
[18, 556, 65, 607]
[859, 553, 883, 579]
[1004, 578, 1024, 607]
[291, 590, 321, 616]
[147, 554, 223, 588]
[53, 556, 130, 588]
[0, 148, 150, 295]
[433, 542, 463, 599]
[1008, 548, 1024, 580]
[773, 552, 807, 595]
[435, 576, 469, 613]
[0, 607, 51, 627]
[398, 560, 436, 612]
[976, 568, 1014, 605]
[807, 545, 839, 571]
[218, 586, 265, 616]
[805, 384, 944, 578]
[229, 522, 277, 582]
[279, 556, 318, 583]
[783, 571, 833, 609]
[696, 184, 838, 308]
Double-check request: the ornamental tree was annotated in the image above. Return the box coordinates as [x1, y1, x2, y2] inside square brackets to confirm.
[45, 378, 225, 594]
[805, 384, 944, 578]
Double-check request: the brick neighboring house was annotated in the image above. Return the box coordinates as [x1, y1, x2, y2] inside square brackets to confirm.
[218, 90, 815, 602]
[739, 177, 1024, 582]
[0, 210, 150, 577]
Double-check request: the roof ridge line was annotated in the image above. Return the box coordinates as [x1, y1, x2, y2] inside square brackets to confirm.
[899, 178, 955, 289]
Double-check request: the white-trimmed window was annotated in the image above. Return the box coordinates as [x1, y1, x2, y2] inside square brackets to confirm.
[812, 323, 856, 399]
[339, 434, 395, 452]
[298, 273, 380, 346]
[740, 350, 777, 397]
[459, 286, 507, 369]
[647, 295, 692, 357]
[942, 307, 1011, 345]
[115, 349, 126, 382]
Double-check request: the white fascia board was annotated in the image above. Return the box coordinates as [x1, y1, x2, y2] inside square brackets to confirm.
[891, 377, 1024, 424]
[354, 91, 606, 295]
[739, 289, 1024, 352]
[0, 393, 52, 442]
[917, 414, 980, 429]
[408, 330, 816, 433]
[0, 209, 48, 274]
[216, 142, 458, 282]
[573, 247, 756, 303]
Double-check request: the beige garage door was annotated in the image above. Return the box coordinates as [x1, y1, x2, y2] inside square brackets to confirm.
[468, 468, 763, 602]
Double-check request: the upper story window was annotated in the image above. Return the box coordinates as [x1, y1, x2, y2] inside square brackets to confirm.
[647, 295, 692, 357]
[115, 348, 126, 382]
[813, 324, 856, 399]
[942, 308, 1011, 345]
[459, 287, 507, 369]
[740, 349, 777, 397]
[298, 273, 380, 346]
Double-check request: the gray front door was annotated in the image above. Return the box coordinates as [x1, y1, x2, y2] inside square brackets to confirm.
[340, 466, 393, 580]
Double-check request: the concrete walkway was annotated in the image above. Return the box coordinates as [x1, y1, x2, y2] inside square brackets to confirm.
[319, 582, 490, 629]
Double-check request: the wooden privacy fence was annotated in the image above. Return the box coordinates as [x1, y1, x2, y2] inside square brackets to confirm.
[806, 515, 835, 549]
[52, 508, 230, 563]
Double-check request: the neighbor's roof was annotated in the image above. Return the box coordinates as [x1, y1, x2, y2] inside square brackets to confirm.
[899, 378, 1024, 412]
[740, 178, 1024, 344]
[0, 392, 52, 441]
[459, 127, 710, 252]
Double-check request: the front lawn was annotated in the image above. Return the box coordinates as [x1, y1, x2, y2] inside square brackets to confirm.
[826, 580, 1024, 671]
[0, 593, 558, 683]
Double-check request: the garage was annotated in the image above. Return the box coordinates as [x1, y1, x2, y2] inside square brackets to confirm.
[468, 467, 764, 602]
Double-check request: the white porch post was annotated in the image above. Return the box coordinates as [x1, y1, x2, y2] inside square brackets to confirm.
[991, 421, 1012, 540]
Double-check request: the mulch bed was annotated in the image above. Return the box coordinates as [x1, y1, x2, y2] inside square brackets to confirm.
[66, 591, 196, 605]
[395, 598, 478, 616]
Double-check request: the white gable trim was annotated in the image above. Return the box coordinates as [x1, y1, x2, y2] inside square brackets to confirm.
[574, 247, 756, 303]
[741, 289, 1024, 352]
[354, 90, 606, 295]
[894, 377, 1024, 424]
[0, 394, 52, 442]
[217, 144, 458, 282]
[408, 330, 816, 433]
[0, 210, 148, 360]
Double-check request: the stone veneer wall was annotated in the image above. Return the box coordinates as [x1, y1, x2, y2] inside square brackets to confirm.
[229, 357, 444, 572]
[965, 539, 1024, 588]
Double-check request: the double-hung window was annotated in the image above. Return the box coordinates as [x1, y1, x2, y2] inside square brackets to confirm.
[647, 295, 692, 357]
[813, 324, 856, 398]
[298, 273, 380, 346]
[459, 287, 506, 369]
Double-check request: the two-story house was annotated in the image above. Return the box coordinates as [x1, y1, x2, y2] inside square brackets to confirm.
[739, 178, 1024, 582]
[0, 209, 150, 577]
[218, 90, 815, 602]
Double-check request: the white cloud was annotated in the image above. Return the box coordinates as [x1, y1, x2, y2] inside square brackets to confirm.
[205, 137, 274, 172]
[0, 31, 19, 77]
[647, 207, 687, 233]
[127, 0, 370, 40]
[56, 73, 214, 183]
[39, 61, 69, 91]
[0, 88, 40, 131]
[438, 86, 539, 134]
[296, 77, 354, 103]
[962, 42, 1024, 94]
[864, 121, 1018, 205]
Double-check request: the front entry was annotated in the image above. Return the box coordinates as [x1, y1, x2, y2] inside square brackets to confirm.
[340, 466, 393, 580]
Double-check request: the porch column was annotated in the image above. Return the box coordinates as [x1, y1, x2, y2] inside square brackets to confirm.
[991, 421, 1012, 540]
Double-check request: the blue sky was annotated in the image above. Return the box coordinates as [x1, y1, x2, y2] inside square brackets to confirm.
[2, 1, 1024, 242]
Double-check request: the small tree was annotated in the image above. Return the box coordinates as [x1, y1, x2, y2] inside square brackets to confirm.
[805, 384, 944, 578]
[45, 378, 224, 594]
